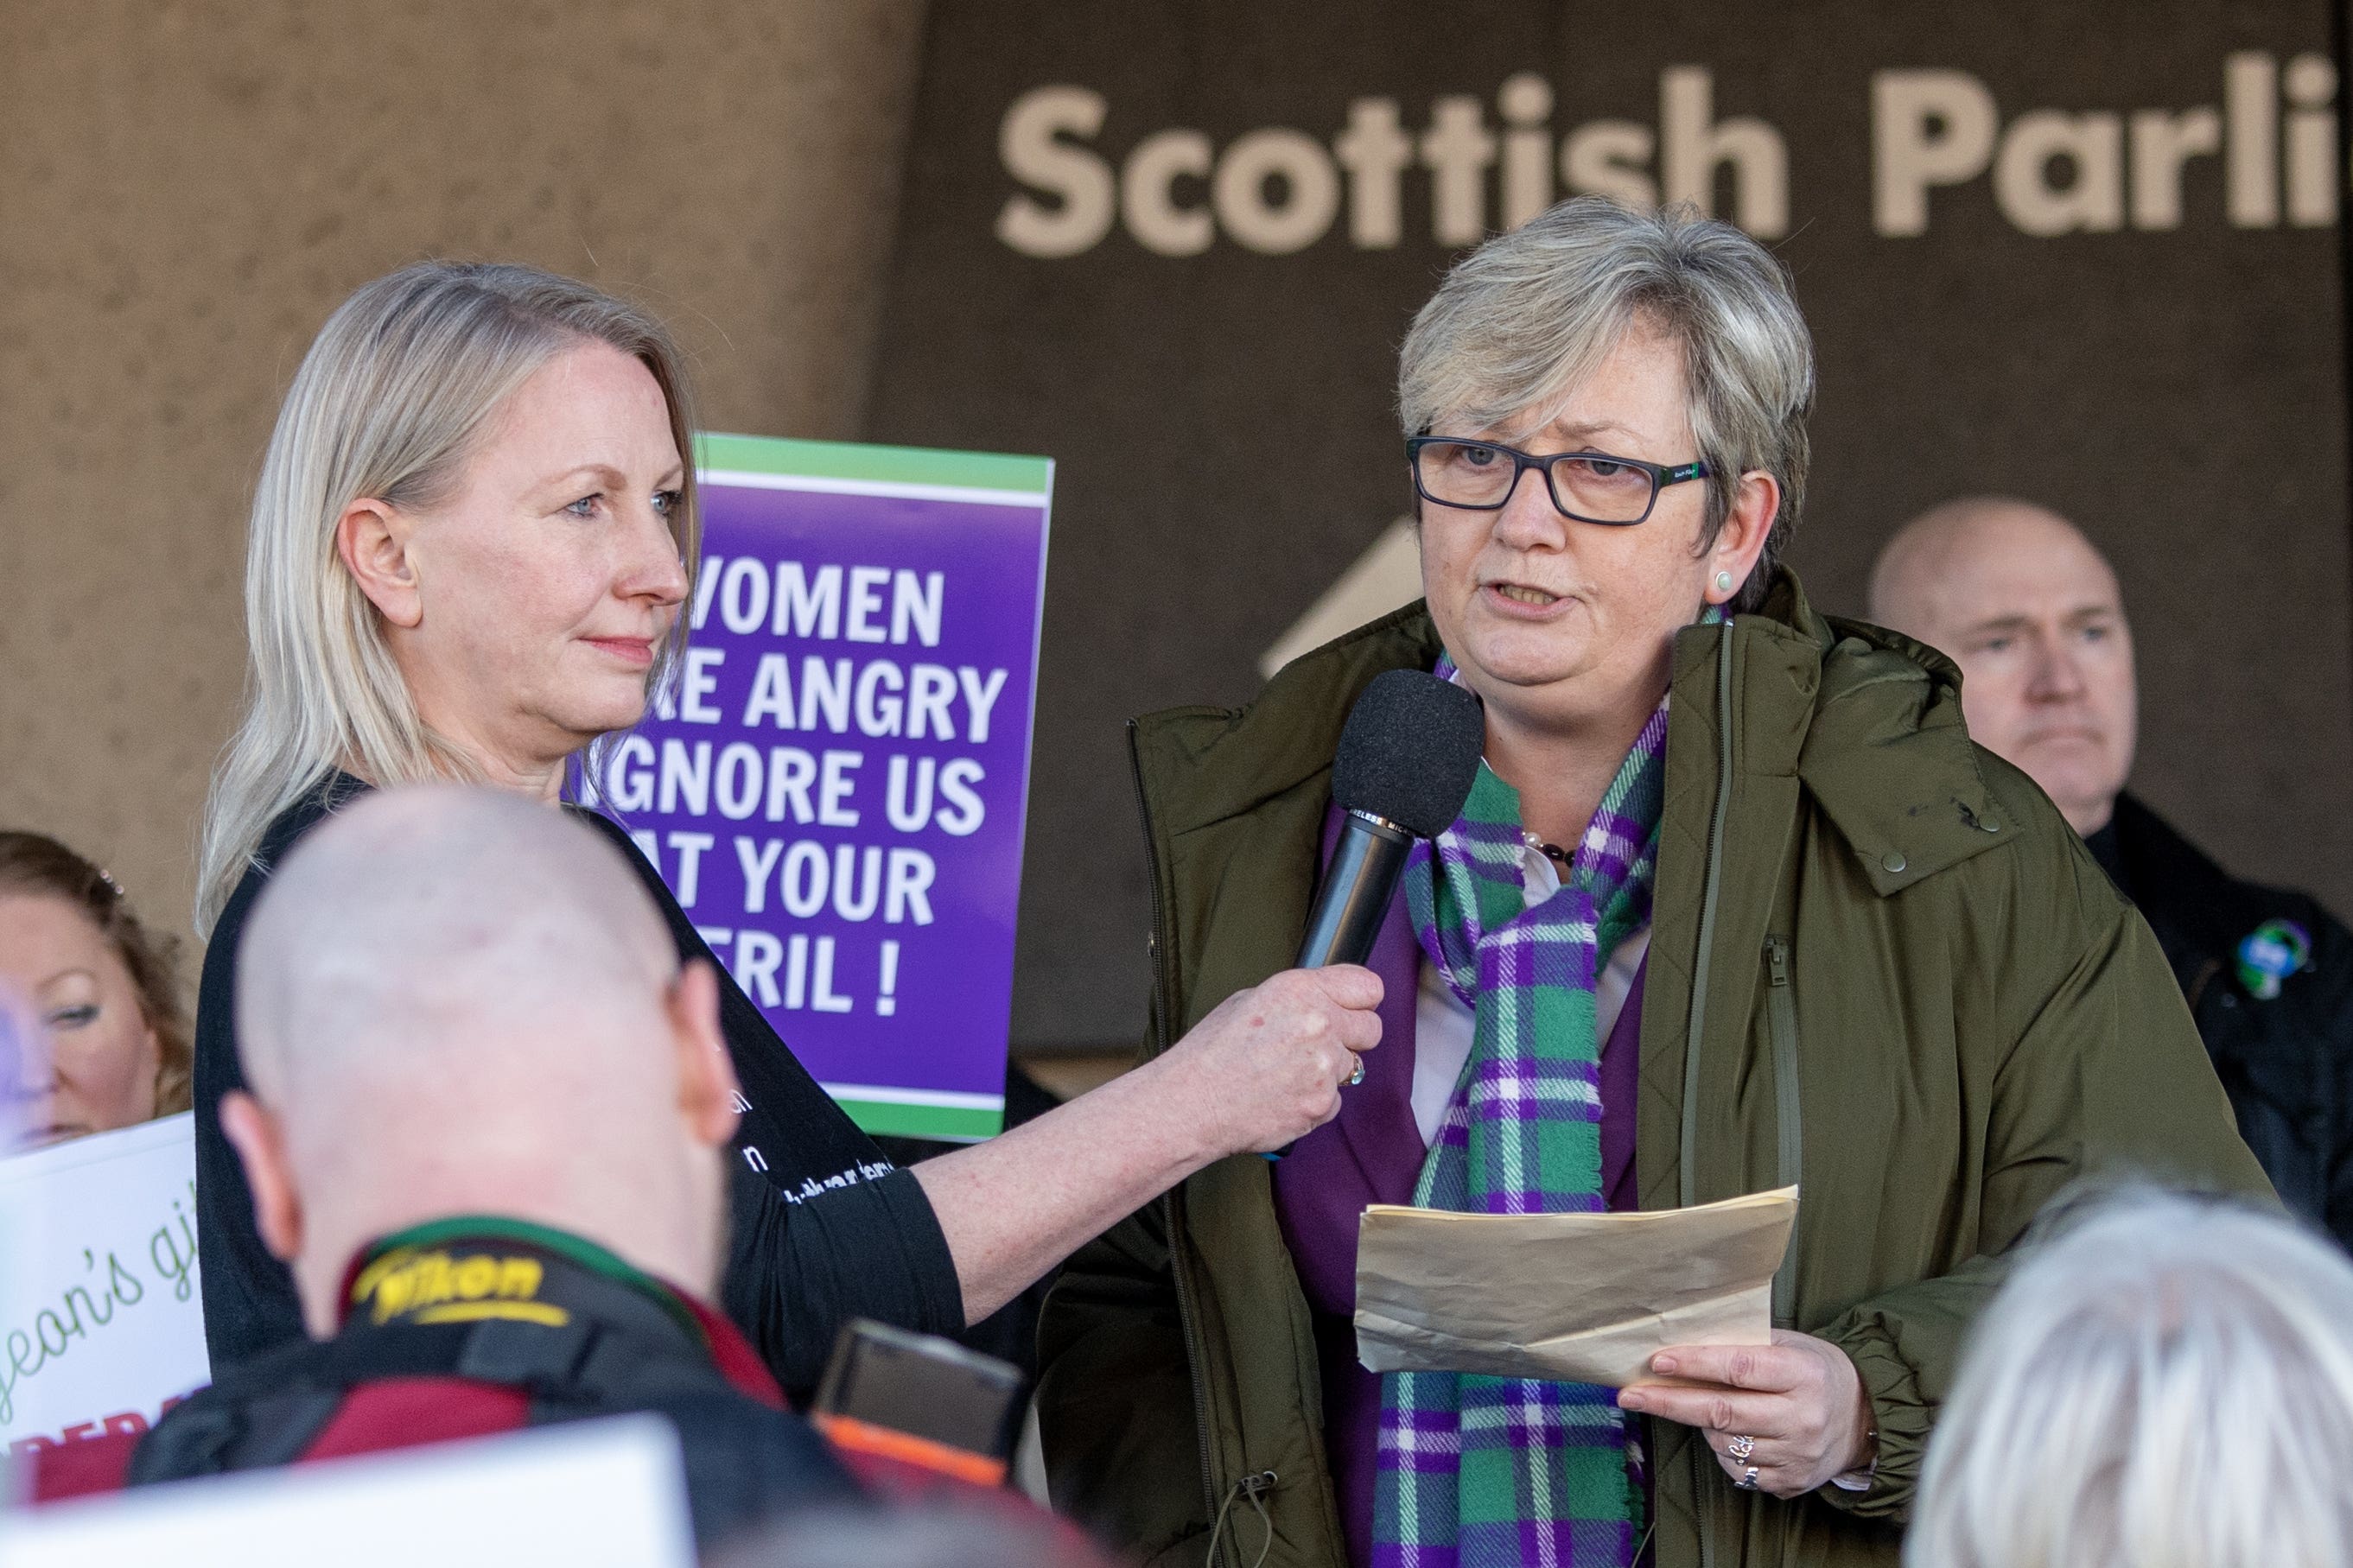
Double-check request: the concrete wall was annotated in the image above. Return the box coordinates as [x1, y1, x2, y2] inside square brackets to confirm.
[0, 2, 928, 961]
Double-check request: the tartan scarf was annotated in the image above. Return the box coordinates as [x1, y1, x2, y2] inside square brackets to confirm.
[1371, 658, 1676, 1568]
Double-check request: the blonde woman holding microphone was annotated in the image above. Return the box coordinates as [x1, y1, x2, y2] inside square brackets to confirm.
[193, 261, 1379, 1386]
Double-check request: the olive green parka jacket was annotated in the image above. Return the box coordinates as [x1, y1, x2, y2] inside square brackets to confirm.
[1036, 572, 2270, 1568]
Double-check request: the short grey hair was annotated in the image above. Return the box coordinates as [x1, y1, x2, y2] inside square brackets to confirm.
[1398, 198, 1814, 612]
[1907, 1189, 2353, 1568]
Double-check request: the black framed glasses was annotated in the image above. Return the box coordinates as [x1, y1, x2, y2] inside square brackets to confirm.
[1406, 435, 1709, 525]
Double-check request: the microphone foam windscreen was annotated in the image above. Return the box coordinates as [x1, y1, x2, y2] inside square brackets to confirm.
[1331, 668, 1485, 839]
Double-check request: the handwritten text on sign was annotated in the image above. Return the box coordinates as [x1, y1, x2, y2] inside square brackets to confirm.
[1, 1114, 210, 1455]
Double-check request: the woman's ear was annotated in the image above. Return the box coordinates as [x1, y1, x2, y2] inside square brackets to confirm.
[1707, 471, 1783, 604]
[335, 498, 424, 629]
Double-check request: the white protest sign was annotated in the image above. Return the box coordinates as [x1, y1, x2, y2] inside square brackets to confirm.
[0, 1413, 696, 1568]
[0, 1114, 208, 1456]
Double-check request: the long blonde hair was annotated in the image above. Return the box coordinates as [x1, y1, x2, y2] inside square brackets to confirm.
[196, 261, 699, 933]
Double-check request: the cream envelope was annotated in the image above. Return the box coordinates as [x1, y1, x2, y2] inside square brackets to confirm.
[1353, 1186, 1798, 1388]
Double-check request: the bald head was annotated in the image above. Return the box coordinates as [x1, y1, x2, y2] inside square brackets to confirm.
[1871, 498, 2115, 639]
[1869, 498, 2137, 835]
[238, 786, 677, 1101]
[228, 786, 740, 1332]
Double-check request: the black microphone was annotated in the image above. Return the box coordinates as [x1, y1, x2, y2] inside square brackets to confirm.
[1298, 668, 1485, 971]
[1267, 670, 1482, 1160]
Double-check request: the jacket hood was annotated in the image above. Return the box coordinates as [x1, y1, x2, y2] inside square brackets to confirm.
[1135, 568, 2006, 896]
[1749, 571, 2010, 895]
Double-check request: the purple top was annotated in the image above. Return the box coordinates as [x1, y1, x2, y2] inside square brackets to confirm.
[1272, 807, 1646, 1568]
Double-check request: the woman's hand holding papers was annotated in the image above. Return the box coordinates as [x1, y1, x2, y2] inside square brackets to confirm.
[1615, 1330, 1876, 1498]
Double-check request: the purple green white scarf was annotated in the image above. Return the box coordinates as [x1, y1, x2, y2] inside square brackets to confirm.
[1370, 654, 1677, 1568]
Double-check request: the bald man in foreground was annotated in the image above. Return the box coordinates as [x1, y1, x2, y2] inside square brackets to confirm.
[1872, 498, 2353, 1247]
[35, 788, 861, 1542]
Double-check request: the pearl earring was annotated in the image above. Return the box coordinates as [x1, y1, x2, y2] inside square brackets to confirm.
[1714, 570, 1734, 595]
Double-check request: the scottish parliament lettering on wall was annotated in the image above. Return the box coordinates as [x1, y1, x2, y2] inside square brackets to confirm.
[868, 2, 2353, 1052]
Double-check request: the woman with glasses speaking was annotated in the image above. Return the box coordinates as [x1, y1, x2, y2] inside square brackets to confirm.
[1035, 197, 2269, 1568]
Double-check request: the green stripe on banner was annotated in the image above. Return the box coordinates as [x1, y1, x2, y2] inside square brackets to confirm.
[694, 430, 1051, 495]
[834, 1097, 1006, 1142]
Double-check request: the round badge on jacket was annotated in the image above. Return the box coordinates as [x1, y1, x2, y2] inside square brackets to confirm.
[2235, 918, 2312, 1001]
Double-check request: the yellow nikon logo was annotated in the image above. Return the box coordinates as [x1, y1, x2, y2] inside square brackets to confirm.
[350, 1250, 568, 1328]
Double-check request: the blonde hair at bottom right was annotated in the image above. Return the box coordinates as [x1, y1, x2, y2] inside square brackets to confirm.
[1906, 1186, 2353, 1568]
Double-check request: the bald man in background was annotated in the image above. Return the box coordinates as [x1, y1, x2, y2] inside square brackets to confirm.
[1872, 498, 2353, 1247]
[33, 788, 861, 1543]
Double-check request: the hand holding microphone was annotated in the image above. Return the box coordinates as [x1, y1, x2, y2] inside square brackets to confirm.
[1161, 668, 1485, 1160]
[1258, 667, 1484, 1156]
[1170, 966, 1386, 1156]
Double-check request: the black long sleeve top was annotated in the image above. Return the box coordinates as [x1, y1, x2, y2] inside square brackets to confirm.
[192, 773, 963, 1396]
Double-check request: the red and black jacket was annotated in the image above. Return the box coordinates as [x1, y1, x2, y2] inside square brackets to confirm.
[39, 1219, 859, 1548]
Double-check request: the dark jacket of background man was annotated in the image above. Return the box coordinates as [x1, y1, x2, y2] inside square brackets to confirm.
[2091, 793, 2353, 1246]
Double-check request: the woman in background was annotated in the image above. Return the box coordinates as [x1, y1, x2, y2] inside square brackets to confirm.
[0, 830, 192, 1147]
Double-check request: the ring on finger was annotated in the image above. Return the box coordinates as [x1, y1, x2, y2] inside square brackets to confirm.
[1726, 1433, 1756, 1463]
[1346, 1055, 1365, 1087]
[1734, 1464, 1760, 1491]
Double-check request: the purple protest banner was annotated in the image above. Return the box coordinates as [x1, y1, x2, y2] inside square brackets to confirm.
[586, 433, 1051, 1141]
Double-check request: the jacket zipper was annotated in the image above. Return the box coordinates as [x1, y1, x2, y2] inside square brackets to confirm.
[1765, 936, 1802, 1327]
[1681, 622, 1739, 1568]
[1127, 720, 1226, 1559]
[1681, 624, 1738, 1211]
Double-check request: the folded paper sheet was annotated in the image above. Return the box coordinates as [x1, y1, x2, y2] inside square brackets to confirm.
[1354, 1186, 1799, 1388]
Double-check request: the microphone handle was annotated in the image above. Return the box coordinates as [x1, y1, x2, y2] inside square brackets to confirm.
[1297, 811, 1414, 968]
[1269, 811, 1413, 1162]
